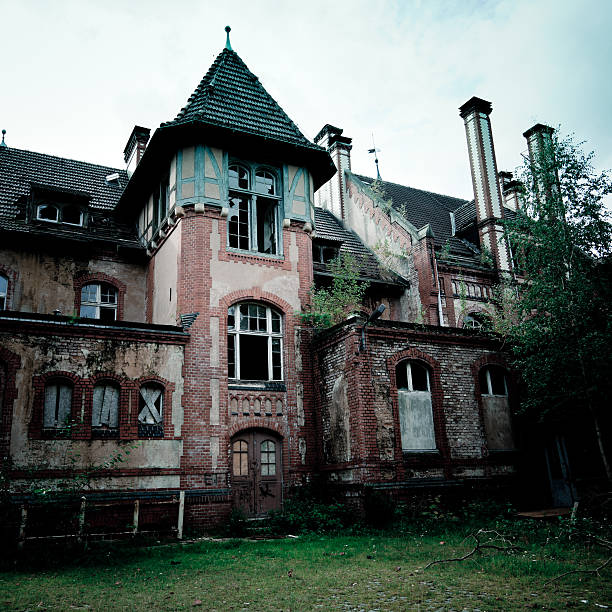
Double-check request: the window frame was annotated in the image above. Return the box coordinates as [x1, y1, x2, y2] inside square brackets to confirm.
[137, 382, 165, 438]
[227, 162, 282, 256]
[42, 379, 74, 434]
[91, 381, 121, 438]
[79, 282, 118, 321]
[228, 302, 284, 382]
[36, 203, 84, 226]
[0, 274, 7, 309]
[395, 360, 437, 452]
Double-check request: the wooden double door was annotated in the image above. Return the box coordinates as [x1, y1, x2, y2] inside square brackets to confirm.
[231, 430, 282, 516]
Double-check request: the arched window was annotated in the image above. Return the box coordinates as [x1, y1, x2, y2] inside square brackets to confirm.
[227, 163, 280, 255]
[478, 365, 514, 450]
[62, 205, 83, 226]
[396, 361, 436, 451]
[43, 380, 73, 431]
[0, 274, 7, 309]
[138, 382, 164, 437]
[92, 382, 120, 437]
[463, 312, 488, 330]
[228, 302, 283, 382]
[80, 282, 118, 321]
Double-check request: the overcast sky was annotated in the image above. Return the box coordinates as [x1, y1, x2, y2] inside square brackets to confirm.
[2, 0, 611, 201]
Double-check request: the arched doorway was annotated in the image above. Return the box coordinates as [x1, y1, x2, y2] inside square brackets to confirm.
[231, 430, 282, 516]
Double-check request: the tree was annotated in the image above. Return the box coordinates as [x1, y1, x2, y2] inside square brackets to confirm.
[496, 129, 612, 481]
[300, 253, 369, 329]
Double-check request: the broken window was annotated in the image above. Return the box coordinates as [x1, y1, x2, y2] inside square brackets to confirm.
[396, 361, 436, 451]
[43, 380, 73, 431]
[0, 274, 7, 309]
[227, 163, 280, 255]
[92, 382, 120, 437]
[36, 203, 83, 226]
[228, 302, 283, 382]
[479, 365, 514, 450]
[138, 383, 164, 437]
[80, 282, 118, 321]
[312, 242, 340, 264]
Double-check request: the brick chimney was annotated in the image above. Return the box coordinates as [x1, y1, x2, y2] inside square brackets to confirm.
[123, 125, 151, 177]
[314, 124, 351, 221]
[523, 123, 558, 207]
[459, 97, 511, 272]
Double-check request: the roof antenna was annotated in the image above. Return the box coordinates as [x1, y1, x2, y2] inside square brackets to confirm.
[368, 133, 381, 181]
[0, 130, 7, 148]
[225, 25, 233, 51]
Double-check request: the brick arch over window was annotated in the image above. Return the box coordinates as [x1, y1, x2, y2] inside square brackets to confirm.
[228, 419, 287, 439]
[219, 289, 293, 319]
[0, 347, 21, 455]
[133, 375, 175, 439]
[29, 370, 83, 439]
[471, 354, 518, 453]
[74, 272, 127, 320]
[386, 348, 450, 470]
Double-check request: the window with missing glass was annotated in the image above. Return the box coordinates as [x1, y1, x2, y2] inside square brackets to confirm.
[479, 365, 514, 450]
[396, 360, 437, 451]
[312, 241, 340, 264]
[228, 303, 283, 382]
[227, 163, 281, 255]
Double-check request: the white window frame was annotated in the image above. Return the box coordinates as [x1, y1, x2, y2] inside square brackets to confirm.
[36, 203, 84, 226]
[227, 163, 282, 256]
[80, 282, 118, 320]
[228, 302, 283, 382]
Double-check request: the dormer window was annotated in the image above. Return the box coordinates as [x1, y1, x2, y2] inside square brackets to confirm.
[227, 163, 281, 255]
[80, 282, 118, 321]
[36, 203, 84, 226]
[313, 241, 340, 264]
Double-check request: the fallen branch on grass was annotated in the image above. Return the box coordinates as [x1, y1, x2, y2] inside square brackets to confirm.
[423, 529, 523, 570]
[545, 537, 612, 584]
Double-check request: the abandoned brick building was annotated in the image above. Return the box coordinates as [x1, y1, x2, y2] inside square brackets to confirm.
[0, 31, 568, 537]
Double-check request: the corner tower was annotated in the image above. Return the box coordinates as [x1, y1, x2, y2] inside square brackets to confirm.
[118, 28, 336, 528]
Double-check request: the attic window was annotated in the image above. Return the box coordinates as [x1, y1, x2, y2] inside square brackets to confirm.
[312, 242, 340, 264]
[36, 203, 84, 226]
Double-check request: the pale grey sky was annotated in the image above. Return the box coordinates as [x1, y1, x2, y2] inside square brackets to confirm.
[2, 0, 611, 201]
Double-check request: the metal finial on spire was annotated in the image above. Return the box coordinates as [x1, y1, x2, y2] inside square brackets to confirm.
[0, 130, 6, 148]
[368, 133, 381, 181]
[225, 26, 233, 51]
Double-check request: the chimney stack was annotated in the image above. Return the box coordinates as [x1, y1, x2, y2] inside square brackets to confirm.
[523, 123, 558, 208]
[459, 97, 511, 272]
[314, 124, 351, 221]
[123, 125, 151, 177]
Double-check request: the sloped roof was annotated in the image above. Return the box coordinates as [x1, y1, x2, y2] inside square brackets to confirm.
[163, 48, 321, 152]
[313, 207, 408, 287]
[0, 147, 141, 247]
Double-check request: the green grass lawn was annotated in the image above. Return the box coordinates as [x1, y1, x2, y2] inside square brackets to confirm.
[1, 528, 610, 611]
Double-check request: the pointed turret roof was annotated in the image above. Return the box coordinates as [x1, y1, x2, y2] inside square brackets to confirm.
[163, 48, 320, 152]
[117, 39, 335, 215]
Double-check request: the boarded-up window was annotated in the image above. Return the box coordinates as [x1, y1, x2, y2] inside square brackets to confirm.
[138, 383, 164, 437]
[396, 361, 436, 451]
[479, 366, 514, 450]
[92, 383, 120, 436]
[43, 382, 73, 429]
[233, 440, 248, 476]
